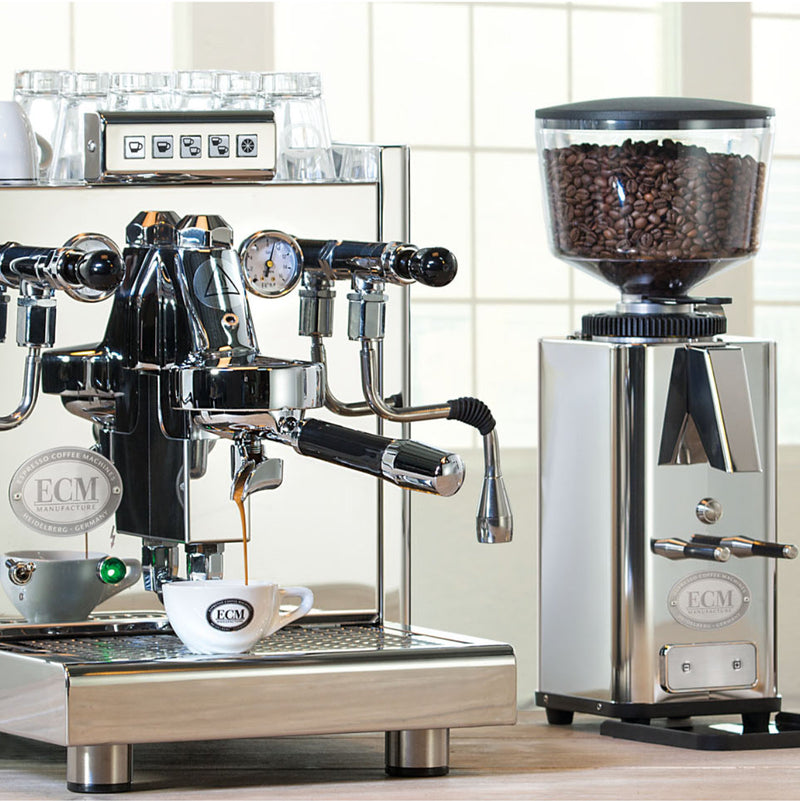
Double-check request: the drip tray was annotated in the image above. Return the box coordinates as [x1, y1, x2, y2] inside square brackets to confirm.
[13, 623, 469, 661]
[0, 613, 517, 747]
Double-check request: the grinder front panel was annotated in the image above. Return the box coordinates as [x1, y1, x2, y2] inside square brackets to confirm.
[539, 336, 776, 707]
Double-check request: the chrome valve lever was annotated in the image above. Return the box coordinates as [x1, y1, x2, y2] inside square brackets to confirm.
[652, 537, 730, 562]
[693, 534, 798, 560]
[297, 238, 458, 287]
[0, 236, 123, 301]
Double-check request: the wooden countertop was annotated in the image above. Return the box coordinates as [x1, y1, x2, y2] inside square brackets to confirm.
[4, 708, 800, 799]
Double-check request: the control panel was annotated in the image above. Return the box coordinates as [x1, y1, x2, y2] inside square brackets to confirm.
[660, 641, 757, 692]
[85, 111, 276, 182]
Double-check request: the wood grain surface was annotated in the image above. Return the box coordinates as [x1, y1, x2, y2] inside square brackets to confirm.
[3, 709, 800, 799]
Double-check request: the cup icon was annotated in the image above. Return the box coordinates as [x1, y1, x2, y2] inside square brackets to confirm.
[1, 550, 141, 624]
[0, 101, 51, 183]
[162, 580, 314, 654]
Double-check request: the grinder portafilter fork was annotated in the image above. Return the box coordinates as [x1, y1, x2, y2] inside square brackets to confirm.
[0, 236, 123, 430]
[288, 237, 512, 543]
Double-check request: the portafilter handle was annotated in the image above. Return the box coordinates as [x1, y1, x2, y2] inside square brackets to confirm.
[285, 418, 464, 497]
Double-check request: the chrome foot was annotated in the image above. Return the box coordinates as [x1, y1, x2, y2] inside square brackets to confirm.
[385, 728, 449, 777]
[66, 744, 132, 793]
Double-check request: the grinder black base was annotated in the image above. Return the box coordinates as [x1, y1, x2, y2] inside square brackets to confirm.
[536, 692, 800, 750]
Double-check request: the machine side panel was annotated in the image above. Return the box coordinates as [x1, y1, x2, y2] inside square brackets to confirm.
[539, 338, 615, 700]
[64, 654, 517, 744]
[0, 650, 67, 744]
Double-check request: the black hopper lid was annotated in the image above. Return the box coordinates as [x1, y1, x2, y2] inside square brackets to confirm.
[536, 97, 775, 131]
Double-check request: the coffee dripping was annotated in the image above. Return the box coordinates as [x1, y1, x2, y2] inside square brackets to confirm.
[535, 97, 800, 747]
[0, 111, 516, 793]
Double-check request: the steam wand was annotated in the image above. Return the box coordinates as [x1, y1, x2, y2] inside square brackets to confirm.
[0, 238, 123, 429]
[297, 240, 513, 543]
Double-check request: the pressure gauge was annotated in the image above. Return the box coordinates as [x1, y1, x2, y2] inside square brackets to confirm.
[239, 230, 303, 298]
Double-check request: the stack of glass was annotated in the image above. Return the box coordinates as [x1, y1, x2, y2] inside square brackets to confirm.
[13, 69, 377, 185]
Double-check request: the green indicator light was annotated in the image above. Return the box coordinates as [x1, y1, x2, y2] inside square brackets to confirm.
[98, 557, 126, 585]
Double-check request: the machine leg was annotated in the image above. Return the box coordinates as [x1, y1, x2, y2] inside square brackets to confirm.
[385, 728, 450, 777]
[66, 744, 132, 793]
[545, 707, 574, 725]
[742, 711, 771, 734]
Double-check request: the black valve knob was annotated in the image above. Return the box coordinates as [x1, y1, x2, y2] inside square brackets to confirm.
[396, 246, 457, 287]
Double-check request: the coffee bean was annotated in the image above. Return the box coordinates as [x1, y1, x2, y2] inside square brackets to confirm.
[542, 137, 766, 294]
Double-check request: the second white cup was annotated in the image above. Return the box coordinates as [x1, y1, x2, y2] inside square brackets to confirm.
[162, 580, 314, 654]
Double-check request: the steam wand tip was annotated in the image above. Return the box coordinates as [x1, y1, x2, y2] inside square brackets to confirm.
[476, 430, 513, 543]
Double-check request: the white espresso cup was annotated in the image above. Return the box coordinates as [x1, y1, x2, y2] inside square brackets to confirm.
[162, 580, 314, 654]
[0, 101, 52, 183]
[1, 550, 141, 624]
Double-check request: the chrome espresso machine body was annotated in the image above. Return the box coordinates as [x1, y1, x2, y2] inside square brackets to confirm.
[534, 98, 800, 747]
[0, 109, 515, 792]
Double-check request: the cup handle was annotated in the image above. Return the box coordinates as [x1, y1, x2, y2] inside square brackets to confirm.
[99, 558, 142, 602]
[274, 586, 314, 632]
[35, 134, 53, 172]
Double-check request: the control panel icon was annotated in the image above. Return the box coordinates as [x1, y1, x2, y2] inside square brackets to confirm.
[152, 136, 174, 159]
[124, 136, 145, 159]
[209, 135, 230, 158]
[237, 135, 258, 158]
[180, 135, 202, 158]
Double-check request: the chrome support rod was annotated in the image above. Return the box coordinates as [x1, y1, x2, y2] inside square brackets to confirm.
[0, 346, 41, 430]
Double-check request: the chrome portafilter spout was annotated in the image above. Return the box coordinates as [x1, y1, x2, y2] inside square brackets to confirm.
[230, 435, 284, 503]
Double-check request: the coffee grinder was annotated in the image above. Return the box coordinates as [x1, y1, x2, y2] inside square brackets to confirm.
[534, 97, 800, 747]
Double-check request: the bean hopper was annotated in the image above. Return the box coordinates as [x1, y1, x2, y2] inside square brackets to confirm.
[534, 97, 800, 747]
[0, 106, 516, 792]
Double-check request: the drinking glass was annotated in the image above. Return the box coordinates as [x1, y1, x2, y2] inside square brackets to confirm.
[108, 71, 173, 111]
[14, 70, 64, 182]
[50, 72, 110, 185]
[174, 70, 215, 111]
[213, 71, 266, 110]
[334, 144, 380, 182]
[263, 72, 335, 182]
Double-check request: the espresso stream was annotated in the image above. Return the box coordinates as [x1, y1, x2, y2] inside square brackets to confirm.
[233, 486, 249, 585]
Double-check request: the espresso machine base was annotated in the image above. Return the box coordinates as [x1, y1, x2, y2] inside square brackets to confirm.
[0, 613, 516, 792]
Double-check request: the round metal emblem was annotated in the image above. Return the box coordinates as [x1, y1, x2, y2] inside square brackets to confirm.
[8, 447, 123, 536]
[667, 570, 751, 630]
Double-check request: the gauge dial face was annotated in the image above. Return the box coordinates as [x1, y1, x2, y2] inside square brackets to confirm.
[240, 231, 303, 298]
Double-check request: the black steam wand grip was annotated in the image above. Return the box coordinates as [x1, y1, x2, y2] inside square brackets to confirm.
[294, 418, 464, 496]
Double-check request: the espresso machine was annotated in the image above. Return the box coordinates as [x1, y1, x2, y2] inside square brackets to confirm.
[0, 107, 516, 792]
[534, 97, 800, 747]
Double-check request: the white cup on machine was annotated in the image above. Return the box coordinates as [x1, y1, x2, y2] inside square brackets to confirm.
[0, 101, 52, 184]
[162, 580, 314, 654]
[1, 550, 141, 624]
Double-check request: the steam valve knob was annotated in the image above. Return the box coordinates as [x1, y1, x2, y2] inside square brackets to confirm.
[61, 249, 124, 293]
[394, 246, 457, 287]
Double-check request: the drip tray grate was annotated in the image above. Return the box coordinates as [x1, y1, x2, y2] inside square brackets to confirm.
[13, 624, 452, 664]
